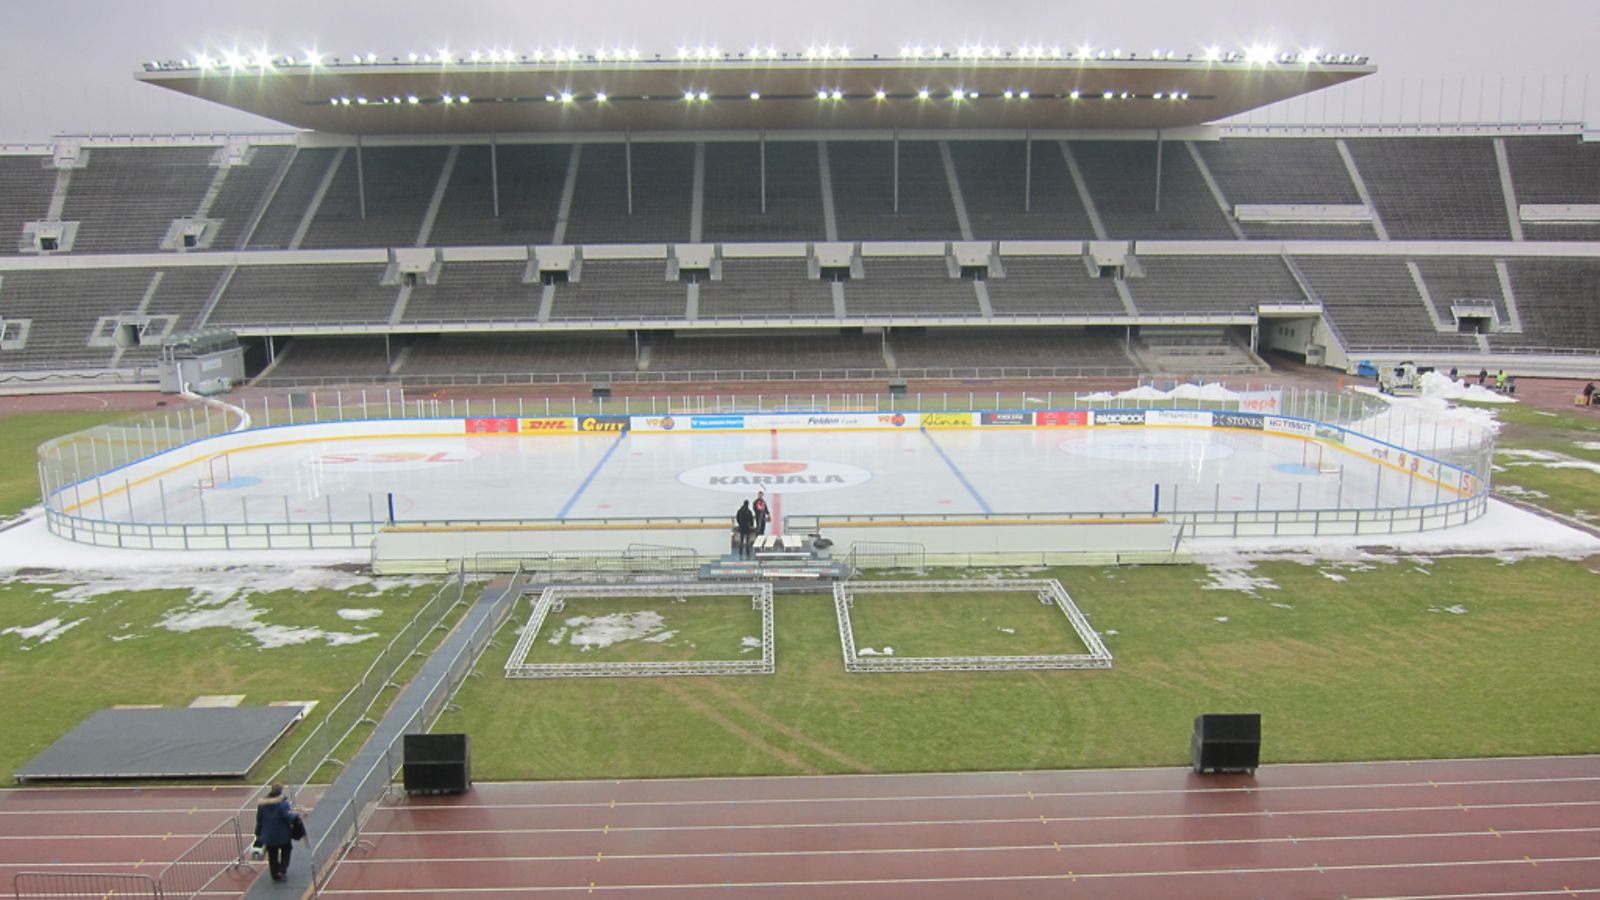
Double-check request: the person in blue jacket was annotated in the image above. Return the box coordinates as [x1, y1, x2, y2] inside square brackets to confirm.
[253, 783, 304, 882]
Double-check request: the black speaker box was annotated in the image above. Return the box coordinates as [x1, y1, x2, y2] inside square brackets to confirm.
[403, 733, 472, 795]
[1191, 713, 1260, 774]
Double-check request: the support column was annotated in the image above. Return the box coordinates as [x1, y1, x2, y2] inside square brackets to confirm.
[759, 130, 767, 214]
[892, 128, 900, 213]
[625, 130, 634, 216]
[490, 133, 501, 218]
[1152, 129, 1163, 213]
[1024, 128, 1033, 212]
[355, 135, 367, 220]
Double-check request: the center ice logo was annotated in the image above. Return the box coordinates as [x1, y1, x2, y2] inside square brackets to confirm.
[678, 459, 872, 494]
[306, 445, 481, 471]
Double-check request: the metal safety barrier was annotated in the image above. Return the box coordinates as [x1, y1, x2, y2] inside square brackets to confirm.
[12, 872, 161, 899]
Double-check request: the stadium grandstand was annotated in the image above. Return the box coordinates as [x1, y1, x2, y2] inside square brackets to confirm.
[0, 46, 1595, 387]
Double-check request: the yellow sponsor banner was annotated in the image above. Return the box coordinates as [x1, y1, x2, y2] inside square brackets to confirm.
[921, 412, 974, 428]
[519, 417, 575, 434]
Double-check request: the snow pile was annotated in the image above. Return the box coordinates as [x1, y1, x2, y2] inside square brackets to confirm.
[558, 611, 668, 651]
[857, 646, 895, 656]
[1117, 385, 1172, 401]
[336, 608, 384, 621]
[1498, 448, 1600, 476]
[3, 616, 86, 645]
[1200, 562, 1281, 596]
[1418, 371, 1517, 404]
[1081, 392, 1117, 401]
[159, 598, 378, 649]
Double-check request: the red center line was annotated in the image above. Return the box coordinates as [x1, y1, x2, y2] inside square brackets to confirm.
[768, 428, 782, 537]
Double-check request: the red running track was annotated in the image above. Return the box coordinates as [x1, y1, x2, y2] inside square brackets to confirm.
[3, 760, 1597, 898]
[310, 756, 1600, 899]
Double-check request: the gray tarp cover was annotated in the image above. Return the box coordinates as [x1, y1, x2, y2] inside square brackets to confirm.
[15, 706, 303, 780]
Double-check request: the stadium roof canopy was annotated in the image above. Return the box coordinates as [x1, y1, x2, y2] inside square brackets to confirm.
[137, 48, 1374, 136]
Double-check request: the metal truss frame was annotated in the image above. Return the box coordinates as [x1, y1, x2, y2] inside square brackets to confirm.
[833, 579, 1113, 673]
[505, 583, 775, 678]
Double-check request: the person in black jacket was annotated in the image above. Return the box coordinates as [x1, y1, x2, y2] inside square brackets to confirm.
[735, 501, 755, 559]
[253, 783, 303, 882]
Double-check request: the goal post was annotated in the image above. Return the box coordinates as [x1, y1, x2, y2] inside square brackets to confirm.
[195, 454, 232, 490]
[1301, 441, 1341, 474]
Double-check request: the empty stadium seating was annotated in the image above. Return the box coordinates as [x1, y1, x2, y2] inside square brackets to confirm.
[985, 257, 1125, 316]
[697, 259, 835, 320]
[0, 156, 56, 255]
[547, 260, 687, 321]
[844, 258, 981, 317]
[61, 147, 217, 253]
[1344, 138, 1512, 240]
[1128, 257, 1305, 315]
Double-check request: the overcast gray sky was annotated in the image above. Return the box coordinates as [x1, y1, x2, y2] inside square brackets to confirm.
[2, 0, 1596, 141]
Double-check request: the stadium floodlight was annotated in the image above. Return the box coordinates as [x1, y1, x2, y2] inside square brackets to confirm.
[437, 47, 451, 63]
[1019, 89, 1030, 99]
[951, 88, 967, 100]
[684, 89, 696, 101]
[917, 88, 931, 100]
[1244, 43, 1276, 64]
[1003, 89, 1014, 99]
[365, 52, 377, 63]
[628, 48, 641, 60]
[874, 89, 887, 100]
[459, 94, 470, 104]
[470, 50, 482, 62]
[356, 96, 368, 105]
[817, 88, 829, 100]
[303, 50, 323, 68]
[1202, 45, 1221, 62]
[545, 93, 556, 102]
[1050, 45, 1063, 58]
[441, 93, 454, 104]
[252, 49, 274, 70]
[698, 90, 710, 101]
[1302, 46, 1322, 63]
[560, 91, 574, 103]
[1103, 90, 1114, 99]
[1076, 44, 1092, 59]
[196, 54, 216, 71]
[408, 52, 419, 63]
[595, 91, 608, 103]
[831, 88, 843, 100]
[1069, 88, 1081, 99]
[1120, 90, 1130, 99]
[749, 91, 760, 100]
[407, 95, 419, 104]
[1153, 91, 1163, 99]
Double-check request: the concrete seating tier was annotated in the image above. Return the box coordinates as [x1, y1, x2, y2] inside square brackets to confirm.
[429, 144, 572, 246]
[890, 328, 1134, 371]
[696, 259, 835, 320]
[1128, 257, 1305, 314]
[402, 262, 538, 323]
[400, 334, 639, 375]
[269, 336, 395, 378]
[0, 156, 57, 256]
[0, 269, 137, 369]
[246, 148, 340, 249]
[1345, 138, 1511, 240]
[701, 142, 827, 243]
[547, 260, 687, 321]
[828, 141, 963, 241]
[1291, 256, 1478, 352]
[844, 257, 980, 316]
[985, 257, 1126, 316]
[1070, 141, 1236, 239]
[61, 148, 216, 253]
[1196, 138, 1359, 205]
[562, 143, 695, 244]
[206, 146, 294, 250]
[948, 141, 1096, 240]
[647, 333, 883, 372]
[300, 147, 451, 249]
[1502, 259, 1600, 350]
[208, 265, 397, 327]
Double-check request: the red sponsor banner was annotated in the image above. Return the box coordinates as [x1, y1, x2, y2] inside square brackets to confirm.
[1036, 410, 1088, 427]
[465, 417, 519, 434]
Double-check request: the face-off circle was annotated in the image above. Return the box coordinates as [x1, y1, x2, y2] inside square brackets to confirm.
[678, 459, 872, 494]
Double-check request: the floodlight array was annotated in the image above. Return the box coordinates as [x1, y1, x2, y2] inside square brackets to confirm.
[142, 42, 1367, 73]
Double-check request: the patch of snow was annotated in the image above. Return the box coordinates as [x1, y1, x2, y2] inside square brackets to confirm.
[158, 598, 377, 649]
[3, 616, 86, 644]
[1499, 448, 1561, 461]
[884, 646, 894, 655]
[1214, 616, 1230, 623]
[997, 626, 1016, 634]
[642, 630, 677, 643]
[110, 633, 142, 642]
[1271, 602, 1294, 610]
[1201, 562, 1280, 595]
[1535, 410, 1559, 417]
[1117, 386, 1172, 401]
[1418, 371, 1517, 404]
[1578, 442, 1600, 452]
[1429, 604, 1468, 615]
[1104, 629, 1119, 636]
[858, 647, 881, 656]
[1081, 391, 1117, 401]
[1170, 382, 1241, 402]
[561, 611, 667, 651]
[740, 636, 763, 649]
[1496, 484, 1550, 499]
[1320, 571, 1348, 582]
[337, 608, 383, 621]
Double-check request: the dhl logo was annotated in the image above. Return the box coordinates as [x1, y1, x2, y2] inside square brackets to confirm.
[519, 417, 574, 432]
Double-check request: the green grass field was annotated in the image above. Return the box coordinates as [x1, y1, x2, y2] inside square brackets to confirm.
[0, 576, 445, 781]
[0, 411, 129, 518]
[441, 555, 1600, 780]
[1472, 401, 1600, 522]
[847, 589, 1090, 657]
[522, 594, 764, 664]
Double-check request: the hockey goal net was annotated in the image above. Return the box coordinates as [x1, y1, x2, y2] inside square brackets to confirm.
[195, 454, 232, 490]
[1301, 441, 1341, 474]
